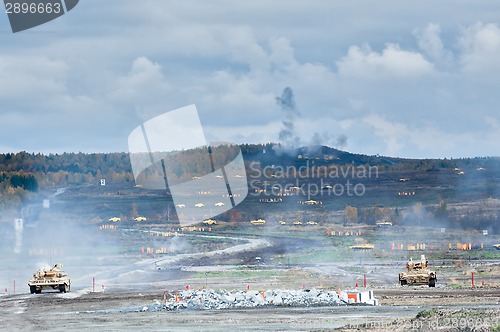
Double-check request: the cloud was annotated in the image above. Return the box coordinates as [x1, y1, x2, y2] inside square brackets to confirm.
[0, 1, 499, 158]
[221, 26, 270, 71]
[195, 70, 276, 126]
[362, 114, 408, 156]
[0, 55, 69, 99]
[269, 37, 298, 70]
[109, 57, 171, 104]
[205, 120, 281, 145]
[360, 113, 500, 158]
[458, 22, 500, 74]
[413, 23, 453, 66]
[337, 43, 435, 79]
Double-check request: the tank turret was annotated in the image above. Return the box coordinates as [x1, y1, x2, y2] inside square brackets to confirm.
[399, 254, 436, 287]
[28, 264, 71, 294]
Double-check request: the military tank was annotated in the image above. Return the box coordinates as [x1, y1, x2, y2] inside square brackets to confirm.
[399, 254, 436, 287]
[349, 243, 375, 250]
[28, 264, 71, 294]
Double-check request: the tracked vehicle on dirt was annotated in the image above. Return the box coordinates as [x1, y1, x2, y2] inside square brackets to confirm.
[349, 243, 375, 250]
[28, 264, 71, 294]
[399, 254, 436, 287]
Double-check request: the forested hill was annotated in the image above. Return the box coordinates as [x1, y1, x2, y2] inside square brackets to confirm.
[2, 145, 499, 180]
[0, 151, 132, 174]
[0, 145, 498, 208]
[0, 151, 133, 208]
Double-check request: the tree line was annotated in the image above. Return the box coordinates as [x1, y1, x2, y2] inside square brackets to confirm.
[0, 146, 498, 212]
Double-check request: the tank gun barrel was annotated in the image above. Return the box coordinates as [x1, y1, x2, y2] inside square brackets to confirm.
[400, 254, 436, 287]
[28, 263, 71, 294]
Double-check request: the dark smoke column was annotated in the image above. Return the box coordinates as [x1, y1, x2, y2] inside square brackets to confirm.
[275, 87, 301, 155]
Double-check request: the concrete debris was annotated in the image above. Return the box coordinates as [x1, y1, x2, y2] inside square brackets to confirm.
[162, 288, 378, 311]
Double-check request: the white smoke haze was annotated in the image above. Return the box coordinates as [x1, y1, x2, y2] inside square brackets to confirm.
[13, 219, 23, 254]
[0, 198, 124, 294]
[309, 132, 349, 151]
[154, 234, 189, 254]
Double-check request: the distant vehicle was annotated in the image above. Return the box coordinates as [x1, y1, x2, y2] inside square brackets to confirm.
[203, 219, 217, 225]
[322, 184, 333, 190]
[134, 216, 147, 222]
[493, 244, 500, 250]
[108, 217, 121, 222]
[261, 198, 282, 203]
[304, 200, 319, 205]
[399, 254, 437, 287]
[376, 221, 393, 227]
[307, 221, 318, 225]
[349, 244, 374, 250]
[176, 204, 186, 208]
[28, 264, 71, 294]
[214, 202, 225, 207]
[293, 221, 302, 225]
[279, 221, 286, 225]
[250, 219, 266, 225]
[195, 203, 205, 208]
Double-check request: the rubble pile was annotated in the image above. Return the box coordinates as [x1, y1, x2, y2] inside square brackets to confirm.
[163, 288, 377, 311]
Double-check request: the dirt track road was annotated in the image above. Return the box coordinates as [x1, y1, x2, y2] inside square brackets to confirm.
[0, 291, 427, 331]
[1, 285, 499, 331]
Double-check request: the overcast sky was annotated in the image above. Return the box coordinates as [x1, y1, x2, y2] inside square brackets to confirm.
[1, 0, 500, 158]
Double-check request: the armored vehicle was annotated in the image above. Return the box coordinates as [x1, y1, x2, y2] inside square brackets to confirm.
[349, 244, 375, 250]
[28, 264, 71, 294]
[399, 254, 436, 287]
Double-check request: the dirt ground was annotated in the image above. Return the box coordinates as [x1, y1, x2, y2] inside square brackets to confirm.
[1, 281, 499, 331]
[1, 233, 500, 332]
[2, 185, 500, 331]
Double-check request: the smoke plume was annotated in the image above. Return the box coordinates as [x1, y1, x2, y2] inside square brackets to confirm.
[274, 86, 348, 155]
[275, 87, 301, 153]
[336, 134, 348, 149]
